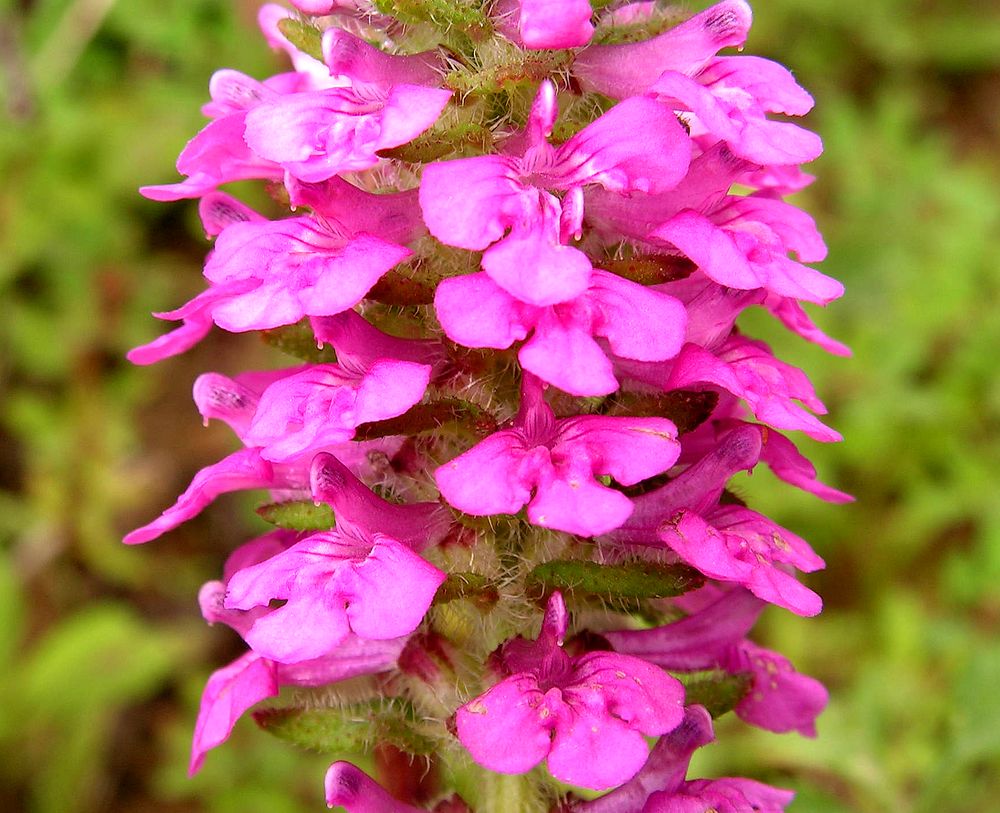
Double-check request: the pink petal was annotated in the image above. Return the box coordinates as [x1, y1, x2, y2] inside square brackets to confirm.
[456, 675, 552, 774]
[653, 210, 761, 291]
[528, 470, 634, 536]
[701, 56, 815, 116]
[353, 359, 432, 424]
[588, 270, 688, 362]
[322, 28, 442, 87]
[434, 274, 531, 350]
[244, 588, 353, 663]
[546, 699, 652, 790]
[605, 589, 765, 671]
[311, 453, 452, 551]
[418, 155, 525, 250]
[756, 426, 854, 502]
[734, 643, 828, 736]
[658, 509, 755, 582]
[325, 762, 425, 813]
[764, 296, 851, 357]
[339, 535, 446, 639]
[573, 0, 752, 98]
[519, 312, 619, 396]
[557, 415, 680, 486]
[123, 449, 273, 544]
[516, 0, 595, 49]
[482, 202, 593, 306]
[189, 652, 278, 775]
[436, 430, 535, 516]
[556, 97, 692, 195]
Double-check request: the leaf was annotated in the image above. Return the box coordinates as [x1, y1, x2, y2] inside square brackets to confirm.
[681, 670, 753, 719]
[525, 559, 703, 603]
[256, 500, 336, 532]
[276, 18, 323, 62]
[254, 700, 435, 756]
[261, 321, 337, 364]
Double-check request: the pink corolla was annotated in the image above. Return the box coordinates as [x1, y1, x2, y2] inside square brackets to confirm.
[606, 587, 828, 737]
[420, 80, 691, 307]
[436, 376, 681, 536]
[573, 706, 794, 812]
[607, 424, 825, 615]
[325, 762, 426, 813]
[587, 144, 842, 306]
[435, 267, 687, 396]
[661, 336, 841, 442]
[493, 0, 595, 49]
[243, 81, 450, 183]
[192, 539, 407, 774]
[574, 0, 820, 165]
[223, 453, 448, 663]
[456, 593, 685, 790]
[191, 309, 436, 462]
[131, 181, 421, 362]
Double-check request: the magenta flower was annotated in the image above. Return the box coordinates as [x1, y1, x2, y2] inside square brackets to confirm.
[573, 706, 795, 812]
[420, 80, 691, 306]
[663, 336, 841, 442]
[574, 0, 821, 165]
[190, 530, 410, 773]
[223, 454, 447, 662]
[606, 587, 828, 736]
[492, 0, 595, 49]
[608, 425, 824, 615]
[244, 82, 450, 183]
[435, 268, 687, 396]
[132, 1, 843, 806]
[325, 762, 425, 813]
[436, 375, 681, 536]
[456, 593, 685, 790]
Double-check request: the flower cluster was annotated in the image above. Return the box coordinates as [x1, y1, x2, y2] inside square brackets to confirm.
[131, 1, 847, 810]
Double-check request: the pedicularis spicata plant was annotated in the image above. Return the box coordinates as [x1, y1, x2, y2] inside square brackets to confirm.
[129, 1, 850, 810]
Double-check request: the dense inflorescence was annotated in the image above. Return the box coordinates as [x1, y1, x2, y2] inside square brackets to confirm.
[129, 1, 848, 810]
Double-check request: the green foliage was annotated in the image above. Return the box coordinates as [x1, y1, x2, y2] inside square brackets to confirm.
[526, 558, 704, 602]
[255, 699, 438, 756]
[256, 500, 337, 532]
[681, 670, 753, 719]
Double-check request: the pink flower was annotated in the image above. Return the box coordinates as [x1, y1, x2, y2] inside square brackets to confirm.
[244, 83, 451, 183]
[436, 376, 681, 536]
[435, 268, 687, 396]
[492, 0, 595, 49]
[325, 762, 426, 813]
[606, 587, 828, 737]
[607, 425, 825, 615]
[191, 636, 405, 774]
[223, 454, 448, 662]
[456, 593, 685, 790]
[420, 81, 691, 307]
[662, 336, 841, 442]
[131, 181, 422, 360]
[574, 0, 820, 165]
[573, 706, 795, 812]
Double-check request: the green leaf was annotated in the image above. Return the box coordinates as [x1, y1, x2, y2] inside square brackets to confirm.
[256, 500, 336, 532]
[354, 399, 497, 441]
[604, 390, 720, 435]
[433, 572, 499, 610]
[254, 700, 436, 756]
[261, 321, 337, 364]
[681, 670, 753, 719]
[525, 559, 703, 602]
[276, 18, 323, 62]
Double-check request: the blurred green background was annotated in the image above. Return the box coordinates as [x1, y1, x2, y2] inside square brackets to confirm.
[1, 1, 998, 811]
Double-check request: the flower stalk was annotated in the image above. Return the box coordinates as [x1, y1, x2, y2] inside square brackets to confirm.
[130, 1, 847, 809]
